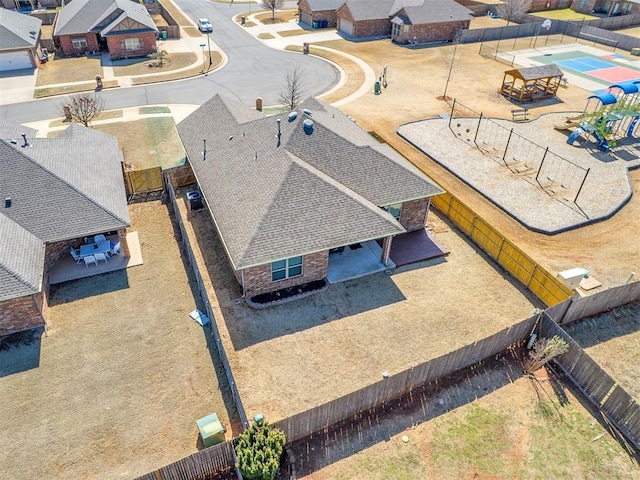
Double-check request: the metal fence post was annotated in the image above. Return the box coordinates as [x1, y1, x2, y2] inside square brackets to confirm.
[473, 113, 483, 148]
[535, 147, 549, 187]
[573, 167, 590, 206]
[502, 128, 514, 167]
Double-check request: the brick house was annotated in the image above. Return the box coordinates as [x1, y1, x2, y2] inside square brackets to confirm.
[298, 0, 345, 27]
[0, 122, 130, 336]
[336, 0, 473, 42]
[571, 0, 640, 15]
[0, 9, 43, 71]
[176, 95, 444, 304]
[53, 0, 158, 59]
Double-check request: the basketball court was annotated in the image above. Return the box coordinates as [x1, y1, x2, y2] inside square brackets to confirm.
[505, 43, 640, 92]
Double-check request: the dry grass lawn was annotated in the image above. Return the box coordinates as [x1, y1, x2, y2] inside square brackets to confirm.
[34, 80, 119, 98]
[111, 53, 197, 76]
[95, 118, 186, 170]
[295, 356, 639, 479]
[132, 52, 222, 85]
[36, 54, 104, 86]
[254, 9, 299, 24]
[0, 202, 236, 480]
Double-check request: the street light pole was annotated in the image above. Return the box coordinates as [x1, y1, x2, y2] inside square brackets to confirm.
[207, 33, 212, 68]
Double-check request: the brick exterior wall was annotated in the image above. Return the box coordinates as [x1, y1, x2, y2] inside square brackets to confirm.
[58, 33, 99, 55]
[400, 20, 470, 44]
[399, 198, 429, 232]
[353, 18, 391, 37]
[106, 32, 157, 60]
[0, 295, 45, 336]
[298, 0, 339, 27]
[241, 251, 329, 298]
[571, 0, 598, 13]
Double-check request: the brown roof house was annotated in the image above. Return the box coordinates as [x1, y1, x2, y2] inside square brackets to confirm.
[336, 0, 473, 42]
[0, 8, 43, 71]
[298, 0, 345, 27]
[0, 121, 130, 337]
[572, 0, 640, 16]
[176, 95, 445, 307]
[53, 0, 158, 59]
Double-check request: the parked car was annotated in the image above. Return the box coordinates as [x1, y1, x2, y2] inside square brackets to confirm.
[198, 18, 213, 33]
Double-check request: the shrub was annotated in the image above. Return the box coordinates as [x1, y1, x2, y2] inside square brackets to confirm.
[235, 420, 286, 480]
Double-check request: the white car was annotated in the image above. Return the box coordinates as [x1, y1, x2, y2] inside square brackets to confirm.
[198, 18, 213, 33]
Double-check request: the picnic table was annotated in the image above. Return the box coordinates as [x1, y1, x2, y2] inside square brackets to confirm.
[80, 241, 110, 258]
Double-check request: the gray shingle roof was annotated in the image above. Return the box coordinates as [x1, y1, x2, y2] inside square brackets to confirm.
[305, 0, 347, 11]
[54, 0, 156, 36]
[177, 95, 442, 269]
[0, 9, 42, 50]
[0, 123, 129, 301]
[343, 0, 395, 21]
[390, 0, 473, 24]
[506, 64, 565, 81]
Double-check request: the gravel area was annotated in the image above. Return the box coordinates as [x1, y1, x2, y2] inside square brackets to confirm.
[398, 111, 638, 233]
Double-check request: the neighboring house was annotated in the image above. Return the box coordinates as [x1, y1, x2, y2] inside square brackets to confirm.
[176, 95, 444, 303]
[298, 0, 349, 27]
[572, 0, 640, 15]
[0, 8, 43, 71]
[0, 121, 130, 336]
[53, 0, 158, 59]
[335, 0, 473, 42]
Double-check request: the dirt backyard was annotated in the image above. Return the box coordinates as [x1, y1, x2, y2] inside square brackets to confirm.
[176, 192, 543, 423]
[0, 202, 237, 480]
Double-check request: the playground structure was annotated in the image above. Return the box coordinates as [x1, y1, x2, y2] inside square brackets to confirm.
[448, 100, 590, 215]
[554, 80, 640, 151]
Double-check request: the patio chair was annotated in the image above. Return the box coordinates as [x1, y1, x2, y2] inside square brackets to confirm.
[95, 252, 108, 264]
[110, 241, 121, 256]
[69, 247, 82, 264]
[94, 234, 107, 244]
[83, 255, 97, 268]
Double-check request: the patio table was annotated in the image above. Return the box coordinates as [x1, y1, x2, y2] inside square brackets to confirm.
[80, 241, 110, 258]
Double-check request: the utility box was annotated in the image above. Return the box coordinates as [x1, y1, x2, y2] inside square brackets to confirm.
[187, 191, 203, 211]
[631, 47, 640, 56]
[557, 268, 589, 289]
[196, 412, 225, 447]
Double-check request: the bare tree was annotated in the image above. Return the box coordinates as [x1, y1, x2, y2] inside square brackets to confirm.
[279, 66, 305, 111]
[149, 47, 169, 66]
[523, 335, 569, 374]
[495, 0, 532, 25]
[60, 92, 105, 127]
[260, 0, 284, 22]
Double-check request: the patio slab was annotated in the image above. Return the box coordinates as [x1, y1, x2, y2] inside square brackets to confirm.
[327, 240, 395, 284]
[49, 232, 143, 284]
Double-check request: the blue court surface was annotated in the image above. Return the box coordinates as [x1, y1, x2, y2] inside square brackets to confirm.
[555, 56, 615, 72]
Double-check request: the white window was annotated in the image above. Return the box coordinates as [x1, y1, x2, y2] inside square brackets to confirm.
[71, 37, 88, 49]
[382, 203, 402, 221]
[123, 38, 142, 51]
[271, 256, 303, 281]
[392, 23, 401, 39]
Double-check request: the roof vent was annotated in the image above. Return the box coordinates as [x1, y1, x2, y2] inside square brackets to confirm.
[10, 139, 17, 145]
[303, 119, 314, 135]
[21, 133, 29, 148]
[303, 109, 312, 116]
[5, 197, 11, 208]
[288, 111, 298, 122]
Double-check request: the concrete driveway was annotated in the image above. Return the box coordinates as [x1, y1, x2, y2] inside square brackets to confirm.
[0, 68, 37, 104]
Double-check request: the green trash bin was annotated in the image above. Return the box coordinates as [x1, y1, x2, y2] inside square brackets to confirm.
[161, 30, 167, 40]
[312, 21, 318, 29]
[374, 81, 381, 95]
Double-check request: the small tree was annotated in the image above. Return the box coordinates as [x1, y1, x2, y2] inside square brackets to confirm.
[279, 66, 304, 111]
[260, 0, 284, 21]
[524, 335, 569, 374]
[495, 0, 532, 25]
[235, 420, 286, 480]
[60, 92, 104, 127]
[149, 48, 169, 66]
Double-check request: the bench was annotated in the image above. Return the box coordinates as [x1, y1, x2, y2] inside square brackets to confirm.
[511, 108, 529, 122]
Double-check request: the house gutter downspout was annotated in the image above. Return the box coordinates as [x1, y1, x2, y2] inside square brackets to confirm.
[241, 269, 246, 297]
[381, 235, 393, 266]
[424, 197, 432, 226]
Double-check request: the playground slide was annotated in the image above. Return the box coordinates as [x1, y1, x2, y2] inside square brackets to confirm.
[567, 127, 585, 145]
[564, 114, 584, 122]
[555, 120, 581, 130]
[628, 115, 640, 137]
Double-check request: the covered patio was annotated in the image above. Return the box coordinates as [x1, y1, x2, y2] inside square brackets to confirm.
[387, 228, 449, 266]
[49, 232, 143, 284]
[327, 241, 395, 284]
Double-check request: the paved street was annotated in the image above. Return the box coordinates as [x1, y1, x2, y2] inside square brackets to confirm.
[0, 0, 339, 123]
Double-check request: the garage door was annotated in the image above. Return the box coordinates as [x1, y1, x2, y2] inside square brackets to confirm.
[0, 50, 33, 71]
[339, 19, 353, 36]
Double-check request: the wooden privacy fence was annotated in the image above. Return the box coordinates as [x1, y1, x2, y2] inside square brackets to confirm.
[124, 166, 164, 196]
[167, 181, 249, 429]
[431, 192, 572, 307]
[540, 315, 640, 450]
[136, 440, 236, 480]
[273, 316, 537, 443]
